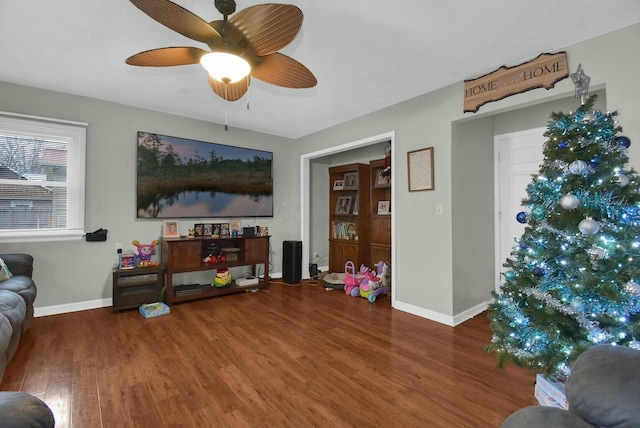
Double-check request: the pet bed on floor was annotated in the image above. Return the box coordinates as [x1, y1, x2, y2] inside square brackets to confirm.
[323, 272, 346, 290]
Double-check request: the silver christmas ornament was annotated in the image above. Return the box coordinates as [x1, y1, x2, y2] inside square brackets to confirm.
[579, 218, 600, 235]
[626, 281, 640, 295]
[588, 246, 606, 260]
[582, 111, 595, 124]
[617, 174, 630, 187]
[560, 194, 580, 210]
[569, 160, 588, 175]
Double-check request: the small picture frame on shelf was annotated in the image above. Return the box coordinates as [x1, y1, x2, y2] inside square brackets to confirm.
[162, 220, 180, 238]
[377, 201, 391, 215]
[119, 253, 136, 270]
[212, 223, 221, 238]
[375, 169, 390, 187]
[343, 172, 358, 190]
[194, 223, 204, 237]
[228, 220, 241, 236]
[335, 196, 352, 214]
[220, 223, 230, 236]
[333, 179, 344, 190]
[203, 224, 212, 236]
[352, 198, 359, 215]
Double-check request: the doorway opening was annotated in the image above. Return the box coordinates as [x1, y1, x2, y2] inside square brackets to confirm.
[299, 131, 395, 299]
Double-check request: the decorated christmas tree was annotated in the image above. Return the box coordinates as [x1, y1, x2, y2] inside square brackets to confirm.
[486, 65, 640, 375]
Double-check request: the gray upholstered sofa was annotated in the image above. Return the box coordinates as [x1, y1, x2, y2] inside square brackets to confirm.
[0, 254, 55, 427]
[502, 344, 640, 428]
[0, 253, 37, 381]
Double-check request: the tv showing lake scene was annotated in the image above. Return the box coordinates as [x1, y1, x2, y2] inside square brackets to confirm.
[136, 132, 273, 219]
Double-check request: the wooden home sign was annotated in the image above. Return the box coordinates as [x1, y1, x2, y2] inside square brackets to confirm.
[463, 52, 568, 113]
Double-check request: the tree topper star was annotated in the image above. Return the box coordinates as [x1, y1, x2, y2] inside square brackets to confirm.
[571, 64, 591, 105]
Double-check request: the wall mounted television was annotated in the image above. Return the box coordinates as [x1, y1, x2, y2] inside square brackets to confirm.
[136, 132, 273, 219]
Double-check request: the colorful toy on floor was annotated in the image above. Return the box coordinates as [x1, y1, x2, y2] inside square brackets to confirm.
[343, 260, 390, 302]
[344, 261, 359, 295]
[375, 261, 390, 288]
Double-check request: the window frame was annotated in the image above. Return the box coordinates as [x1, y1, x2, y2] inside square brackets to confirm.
[0, 112, 87, 243]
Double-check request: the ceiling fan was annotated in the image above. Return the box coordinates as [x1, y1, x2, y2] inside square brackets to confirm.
[126, 0, 317, 101]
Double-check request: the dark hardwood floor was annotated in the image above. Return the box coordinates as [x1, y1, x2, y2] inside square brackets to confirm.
[1, 281, 536, 427]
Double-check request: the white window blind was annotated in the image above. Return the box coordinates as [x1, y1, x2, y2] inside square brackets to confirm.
[0, 113, 87, 242]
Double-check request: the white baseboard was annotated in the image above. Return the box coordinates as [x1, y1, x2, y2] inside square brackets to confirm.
[393, 301, 455, 326]
[452, 300, 490, 326]
[35, 298, 112, 317]
[393, 299, 490, 327]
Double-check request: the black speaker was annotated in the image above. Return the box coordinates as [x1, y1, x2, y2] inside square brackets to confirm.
[282, 240, 302, 284]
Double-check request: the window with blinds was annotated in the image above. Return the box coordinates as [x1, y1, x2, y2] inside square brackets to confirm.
[0, 114, 86, 242]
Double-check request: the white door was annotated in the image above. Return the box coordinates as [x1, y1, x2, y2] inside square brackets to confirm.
[494, 127, 546, 292]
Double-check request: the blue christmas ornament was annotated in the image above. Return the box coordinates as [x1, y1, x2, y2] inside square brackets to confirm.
[504, 271, 517, 281]
[590, 156, 601, 166]
[615, 136, 631, 149]
[531, 206, 547, 221]
[516, 211, 528, 224]
[558, 141, 568, 149]
[532, 267, 545, 277]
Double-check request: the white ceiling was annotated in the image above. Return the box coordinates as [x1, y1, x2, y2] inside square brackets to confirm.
[1, 1, 639, 139]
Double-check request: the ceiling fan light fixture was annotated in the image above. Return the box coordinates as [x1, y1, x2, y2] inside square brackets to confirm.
[200, 52, 251, 84]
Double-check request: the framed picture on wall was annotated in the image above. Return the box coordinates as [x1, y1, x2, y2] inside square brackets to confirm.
[407, 147, 435, 191]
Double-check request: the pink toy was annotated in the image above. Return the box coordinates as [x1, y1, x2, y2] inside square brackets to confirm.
[344, 261, 359, 295]
[344, 260, 390, 302]
[359, 270, 381, 292]
[132, 239, 159, 265]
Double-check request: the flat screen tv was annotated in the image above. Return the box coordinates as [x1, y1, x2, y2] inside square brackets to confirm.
[136, 132, 273, 219]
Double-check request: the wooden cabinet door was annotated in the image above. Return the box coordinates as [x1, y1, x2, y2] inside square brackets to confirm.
[245, 237, 268, 263]
[170, 241, 201, 270]
[329, 240, 343, 273]
[329, 240, 360, 273]
[371, 244, 391, 266]
[370, 217, 391, 244]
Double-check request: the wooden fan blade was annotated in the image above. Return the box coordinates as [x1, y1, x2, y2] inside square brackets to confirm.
[207, 75, 249, 101]
[251, 53, 316, 88]
[126, 47, 209, 66]
[130, 0, 221, 45]
[230, 4, 303, 56]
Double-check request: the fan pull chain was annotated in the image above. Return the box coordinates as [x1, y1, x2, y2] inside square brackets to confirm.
[246, 75, 251, 110]
[224, 84, 229, 131]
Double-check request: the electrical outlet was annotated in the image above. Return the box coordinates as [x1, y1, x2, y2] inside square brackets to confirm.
[435, 204, 444, 216]
[115, 242, 123, 253]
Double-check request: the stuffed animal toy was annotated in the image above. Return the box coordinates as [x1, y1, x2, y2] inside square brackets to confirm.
[213, 268, 232, 287]
[132, 239, 159, 267]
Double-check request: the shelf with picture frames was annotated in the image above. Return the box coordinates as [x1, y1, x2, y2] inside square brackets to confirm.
[328, 163, 370, 273]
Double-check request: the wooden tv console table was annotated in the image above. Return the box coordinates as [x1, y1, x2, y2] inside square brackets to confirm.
[161, 236, 270, 305]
